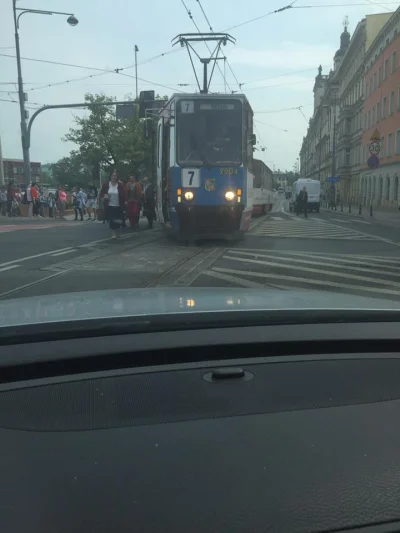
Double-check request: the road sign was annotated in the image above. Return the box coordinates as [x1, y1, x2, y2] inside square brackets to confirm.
[369, 141, 380, 155]
[367, 155, 380, 169]
[370, 128, 380, 142]
[326, 177, 340, 183]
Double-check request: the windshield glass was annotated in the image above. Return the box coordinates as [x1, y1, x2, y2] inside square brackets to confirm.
[2, 1, 400, 331]
[177, 99, 242, 166]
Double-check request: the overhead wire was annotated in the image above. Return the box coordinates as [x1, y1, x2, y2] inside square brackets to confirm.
[254, 119, 288, 132]
[254, 104, 313, 113]
[0, 47, 184, 94]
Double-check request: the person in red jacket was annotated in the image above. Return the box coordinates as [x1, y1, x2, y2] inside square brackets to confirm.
[99, 171, 127, 239]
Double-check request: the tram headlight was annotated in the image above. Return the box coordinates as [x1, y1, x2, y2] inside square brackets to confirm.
[184, 191, 194, 201]
[225, 191, 235, 201]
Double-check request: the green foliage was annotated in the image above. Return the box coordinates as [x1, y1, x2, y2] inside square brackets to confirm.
[52, 93, 155, 188]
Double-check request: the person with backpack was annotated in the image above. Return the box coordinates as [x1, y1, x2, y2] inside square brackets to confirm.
[125, 174, 142, 229]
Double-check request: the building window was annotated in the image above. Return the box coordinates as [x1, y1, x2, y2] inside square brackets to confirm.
[398, 86, 400, 110]
[379, 66, 382, 85]
[345, 148, 351, 165]
[374, 72, 377, 90]
[388, 133, 393, 156]
[382, 96, 387, 118]
[364, 113, 367, 130]
[377, 101, 380, 121]
[381, 137, 385, 158]
[396, 130, 400, 154]
[390, 91, 395, 114]
[384, 58, 389, 79]
[362, 145, 366, 163]
[373, 105, 376, 124]
[392, 51, 397, 74]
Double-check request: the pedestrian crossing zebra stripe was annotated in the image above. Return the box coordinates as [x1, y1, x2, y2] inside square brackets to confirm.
[209, 265, 400, 298]
[249, 220, 376, 240]
[225, 250, 400, 283]
[229, 249, 400, 270]
[198, 248, 400, 299]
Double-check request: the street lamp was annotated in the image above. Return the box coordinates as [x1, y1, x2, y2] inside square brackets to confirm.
[12, 1, 79, 187]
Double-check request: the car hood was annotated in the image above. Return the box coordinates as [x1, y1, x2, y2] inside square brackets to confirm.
[0, 288, 400, 329]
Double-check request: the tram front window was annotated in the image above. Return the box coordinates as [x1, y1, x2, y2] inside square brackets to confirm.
[177, 99, 242, 166]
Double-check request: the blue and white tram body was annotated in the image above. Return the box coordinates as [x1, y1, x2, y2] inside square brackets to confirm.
[156, 93, 255, 241]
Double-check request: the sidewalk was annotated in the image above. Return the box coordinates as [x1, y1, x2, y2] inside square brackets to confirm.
[322, 204, 400, 225]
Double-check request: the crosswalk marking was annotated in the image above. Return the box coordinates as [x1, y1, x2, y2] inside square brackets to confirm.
[227, 249, 400, 276]
[197, 248, 400, 299]
[224, 253, 400, 290]
[250, 218, 376, 240]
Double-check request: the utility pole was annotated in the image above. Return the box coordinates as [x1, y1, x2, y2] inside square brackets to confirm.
[13, 0, 31, 188]
[134, 45, 139, 100]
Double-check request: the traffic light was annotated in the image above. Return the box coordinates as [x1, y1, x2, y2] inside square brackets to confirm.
[139, 90, 155, 118]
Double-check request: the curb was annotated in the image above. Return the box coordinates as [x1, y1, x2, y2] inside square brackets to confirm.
[322, 207, 366, 219]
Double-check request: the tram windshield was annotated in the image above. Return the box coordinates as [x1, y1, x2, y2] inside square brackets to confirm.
[177, 99, 242, 167]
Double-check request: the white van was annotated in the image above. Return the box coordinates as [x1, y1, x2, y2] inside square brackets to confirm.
[290, 179, 321, 213]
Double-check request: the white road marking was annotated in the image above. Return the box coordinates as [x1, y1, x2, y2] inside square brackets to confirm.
[250, 218, 378, 240]
[227, 249, 400, 277]
[202, 269, 266, 288]
[51, 249, 77, 257]
[0, 265, 20, 273]
[78, 233, 137, 247]
[223, 253, 400, 289]
[211, 266, 400, 297]
[0, 247, 73, 269]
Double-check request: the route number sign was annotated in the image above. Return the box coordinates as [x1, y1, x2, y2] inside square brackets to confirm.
[182, 168, 200, 188]
[369, 141, 380, 155]
[181, 101, 194, 113]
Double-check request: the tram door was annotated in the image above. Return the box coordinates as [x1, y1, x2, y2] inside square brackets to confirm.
[157, 119, 171, 224]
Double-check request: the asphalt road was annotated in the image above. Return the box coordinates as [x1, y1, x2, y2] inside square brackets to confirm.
[1, 208, 400, 302]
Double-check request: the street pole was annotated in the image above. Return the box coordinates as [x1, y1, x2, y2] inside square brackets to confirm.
[331, 105, 337, 205]
[13, 0, 31, 188]
[134, 45, 139, 100]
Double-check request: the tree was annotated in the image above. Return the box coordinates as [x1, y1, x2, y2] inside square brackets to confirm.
[51, 151, 88, 189]
[63, 93, 153, 182]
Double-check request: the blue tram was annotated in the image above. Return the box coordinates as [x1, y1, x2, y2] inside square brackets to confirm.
[156, 93, 256, 242]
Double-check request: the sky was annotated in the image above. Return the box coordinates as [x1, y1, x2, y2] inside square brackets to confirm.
[0, 0, 397, 172]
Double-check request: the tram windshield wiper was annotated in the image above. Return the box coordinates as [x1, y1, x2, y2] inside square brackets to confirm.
[190, 132, 212, 167]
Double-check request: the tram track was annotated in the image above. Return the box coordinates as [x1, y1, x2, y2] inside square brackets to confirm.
[0, 233, 166, 301]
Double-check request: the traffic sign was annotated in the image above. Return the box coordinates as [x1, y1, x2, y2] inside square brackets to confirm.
[370, 128, 380, 142]
[326, 177, 340, 183]
[367, 155, 380, 169]
[369, 141, 380, 155]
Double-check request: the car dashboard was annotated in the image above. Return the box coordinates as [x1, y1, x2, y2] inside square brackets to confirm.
[1, 319, 400, 533]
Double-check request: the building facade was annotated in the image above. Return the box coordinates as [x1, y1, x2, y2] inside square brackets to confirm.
[300, 13, 392, 203]
[360, 6, 400, 208]
[2, 159, 42, 186]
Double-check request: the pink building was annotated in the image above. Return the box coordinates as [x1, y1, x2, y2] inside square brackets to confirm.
[361, 7, 400, 208]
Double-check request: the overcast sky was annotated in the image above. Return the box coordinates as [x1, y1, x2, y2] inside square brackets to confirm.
[0, 0, 396, 171]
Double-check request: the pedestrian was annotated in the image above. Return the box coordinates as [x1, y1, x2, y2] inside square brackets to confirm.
[141, 176, 156, 229]
[6, 181, 14, 217]
[73, 187, 86, 221]
[86, 182, 98, 221]
[296, 186, 308, 218]
[48, 192, 56, 218]
[125, 174, 142, 229]
[57, 187, 67, 219]
[99, 171, 128, 239]
[31, 183, 39, 217]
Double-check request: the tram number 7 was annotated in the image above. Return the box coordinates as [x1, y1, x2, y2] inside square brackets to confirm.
[183, 168, 200, 188]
